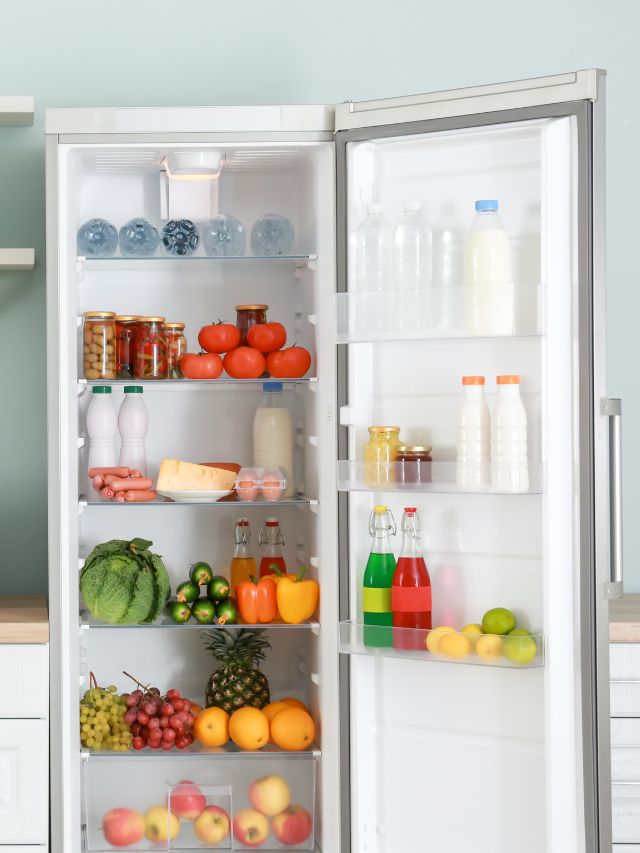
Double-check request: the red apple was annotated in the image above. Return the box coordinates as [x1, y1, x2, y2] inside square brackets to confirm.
[194, 805, 230, 844]
[249, 775, 291, 816]
[102, 808, 145, 847]
[233, 808, 269, 848]
[169, 780, 206, 820]
[272, 804, 313, 845]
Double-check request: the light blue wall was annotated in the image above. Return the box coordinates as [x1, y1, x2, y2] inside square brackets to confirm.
[0, 0, 636, 596]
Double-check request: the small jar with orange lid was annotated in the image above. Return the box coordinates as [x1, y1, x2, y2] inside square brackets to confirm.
[133, 316, 167, 379]
[364, 426, 402, 485]
[164, 322, 187, 379]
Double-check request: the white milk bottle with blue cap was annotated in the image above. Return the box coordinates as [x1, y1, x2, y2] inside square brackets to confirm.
[464, 200, 513, 335]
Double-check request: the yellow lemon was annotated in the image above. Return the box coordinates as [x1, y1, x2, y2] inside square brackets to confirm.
[476, 634, 504, 662]
[438, 631, 472, 659]
[426, 626, 455, 653]
[461, 623, 484, 648]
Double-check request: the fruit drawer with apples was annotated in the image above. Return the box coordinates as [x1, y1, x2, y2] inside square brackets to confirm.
[83, 756, 316, 850]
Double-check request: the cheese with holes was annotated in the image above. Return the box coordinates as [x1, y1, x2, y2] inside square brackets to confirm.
[157, 459, 236, 493]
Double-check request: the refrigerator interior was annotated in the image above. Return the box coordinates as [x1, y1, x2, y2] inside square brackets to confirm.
[56, 139, 339, 851]
[341, 116, 581, 852]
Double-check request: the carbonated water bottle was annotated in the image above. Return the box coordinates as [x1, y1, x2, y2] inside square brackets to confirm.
[77, 218, 118, 258]
[250, 214, 295, 256]
[118, 218, 159, 257]
[354, 203, 392, 290]
[202, 214, 246, 256]
[161, 219, 199, 256]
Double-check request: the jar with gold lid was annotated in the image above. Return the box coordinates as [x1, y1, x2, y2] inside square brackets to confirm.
[133, 316, 167, 380]
[235, 304, 268, 346]
[83, 311, 116, 380]
[164, 322, 187, 379]
[396, 445, 433, 484]
[115, 315, 139, 379]
[364, 426, 402, 485]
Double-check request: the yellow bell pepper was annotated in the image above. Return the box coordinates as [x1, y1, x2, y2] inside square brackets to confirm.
[276, 566, 319, 624]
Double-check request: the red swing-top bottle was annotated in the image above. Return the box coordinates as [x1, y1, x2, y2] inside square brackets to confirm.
[391, 507, 432, 650]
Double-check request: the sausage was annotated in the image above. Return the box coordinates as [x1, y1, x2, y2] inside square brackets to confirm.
[88, 466, 130, 478]
[110, 477, 153, 493]
[130, 469, 143, 478]
[124, 490, 157, 502]
[100, 486, 115, 500]
[92, 475, 105, 491]
[114, 492, 126, 502]
[103, 474, 118, 485]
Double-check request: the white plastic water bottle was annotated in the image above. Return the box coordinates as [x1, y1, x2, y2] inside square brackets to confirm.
[87, 386, 117, 490]
[354, 203, 393, 290]
[456, 376, 490, 489]
[491, 375, 529, 493]
[394, 201, 429, 289]
[118, 386, 148, 475]
[464, 200, 513, 335]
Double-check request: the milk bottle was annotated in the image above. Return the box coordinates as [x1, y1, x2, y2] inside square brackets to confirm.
[456, 376, 490, 489]
[491, 375, 529, 493]
[464, 200, 514, 335]
[253, 382, 294, 497]
[86, 385, 117, 492]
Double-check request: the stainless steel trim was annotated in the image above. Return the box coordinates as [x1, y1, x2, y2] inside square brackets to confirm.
[602, 398, 624, 598]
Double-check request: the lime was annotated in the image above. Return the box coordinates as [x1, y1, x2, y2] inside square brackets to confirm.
[216, 598, 238, 625]
[504, 629, 537, 665]
[167, 600, 192, 624]
[207, 576, 230, 602]
[481, 607, 516, 636]
[191, 599, 216, 624]
[189, 561, 214, 586]
[176, 581, 200, 603]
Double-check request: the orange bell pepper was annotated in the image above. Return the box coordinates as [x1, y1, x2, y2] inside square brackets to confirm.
[276, 566, 319, 624]
[236, 576, 278, 624]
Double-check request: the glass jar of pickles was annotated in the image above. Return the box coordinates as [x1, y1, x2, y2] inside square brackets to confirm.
[364, 426, 402, 485]
[164, 322, 187, 379]
[115, 315, 139, 379]
[83, 311, 117, 380]
[133, 316, 167, 380]
[396, 445, 433, 485]
[236, 304, 268, 346]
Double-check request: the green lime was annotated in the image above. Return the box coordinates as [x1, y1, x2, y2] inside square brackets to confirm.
[207, 576, 230, 602]
[215, 598, 238, 625]
[504, 629, 537, 665]
[189, 561, 214, 586]
[176, 581, 200, 603]
[481, 607, 516, 636]
[166, 600, 192, 624]
[191, 599, 216, 624]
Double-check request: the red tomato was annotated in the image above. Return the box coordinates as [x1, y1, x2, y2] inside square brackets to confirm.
[179, 352, 223, 380]
[266, 345, 312, 378]
[247, 322, 287, 354]
[198, 322, 241, 354]
[223, 347, 266, 379]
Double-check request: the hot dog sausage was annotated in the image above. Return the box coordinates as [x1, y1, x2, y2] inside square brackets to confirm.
[124, 490, 157, 502]
[88, 466, 131, 478]
[110, 477, 153, 493]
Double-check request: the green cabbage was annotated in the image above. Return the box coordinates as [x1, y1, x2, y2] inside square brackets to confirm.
[80, 538, 171, 624]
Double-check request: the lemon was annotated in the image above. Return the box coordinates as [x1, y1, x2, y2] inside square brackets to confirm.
[438, 631, 472, 659]
[503, 629, 537, 665]
[476, 634, 504, 662]
[481, 607, 516, 636]
[426, 626, 455, 653]
[461, 623, 484, 648]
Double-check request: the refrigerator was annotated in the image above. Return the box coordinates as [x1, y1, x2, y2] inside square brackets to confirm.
[46, 67, 618, 853]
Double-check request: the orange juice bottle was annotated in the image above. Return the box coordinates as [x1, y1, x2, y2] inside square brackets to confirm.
[230, 518, 257, 594]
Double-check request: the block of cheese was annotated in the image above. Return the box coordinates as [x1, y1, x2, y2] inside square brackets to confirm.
[157, 459, 237, 493]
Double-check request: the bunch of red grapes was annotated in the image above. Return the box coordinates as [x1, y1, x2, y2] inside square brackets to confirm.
[121, 682, 196, 751]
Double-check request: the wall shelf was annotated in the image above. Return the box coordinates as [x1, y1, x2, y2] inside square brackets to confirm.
[0, 248, 35, 270]
[0, 96, 34, 126]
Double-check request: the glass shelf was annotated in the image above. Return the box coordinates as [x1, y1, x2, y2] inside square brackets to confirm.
[79, 377, 317, 390]
[339, 621, 544, 668]
[337, 460, 542, 495]
[82, 742, 321, 759]
[80, 612, 320, 631]
[336, 283, 541, 344]
[79, 254, 317, 271]
[80, 495, 313, 508]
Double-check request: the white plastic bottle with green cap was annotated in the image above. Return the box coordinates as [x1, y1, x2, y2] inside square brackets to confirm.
[118, 386, 148, 475]
[87, 385, 117, 489]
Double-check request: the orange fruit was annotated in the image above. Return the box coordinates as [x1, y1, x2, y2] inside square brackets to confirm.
[193, 707, 229, 748]
[263, 701, 291, 724]
[280, 697, 309, 712]
[229, 707, 270, 751]
[270, 707, 315, 751]
[189, 702, 204, 716]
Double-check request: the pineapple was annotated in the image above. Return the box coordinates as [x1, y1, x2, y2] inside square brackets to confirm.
[203, 628, 271, 713]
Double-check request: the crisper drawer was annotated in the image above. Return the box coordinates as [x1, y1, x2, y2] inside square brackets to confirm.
[0, 720, 48, 844]
[83, 755, 316, 851]
[0, 644, 48, 718]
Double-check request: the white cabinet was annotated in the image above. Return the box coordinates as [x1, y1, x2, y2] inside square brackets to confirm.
[0, 644, 48, 717]
[611, 641, 640, 844]
[0, 720, 48, 844]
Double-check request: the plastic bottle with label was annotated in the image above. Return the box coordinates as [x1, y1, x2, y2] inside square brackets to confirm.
[253, 382, 294, 497]
[86, 386, 117, 491]
[456, 376, 490, 490]
[491, 375, 529, 493]
[118, 386, 148, 475]
[363, 506, 397, 647]
[391, 508, 432, 650]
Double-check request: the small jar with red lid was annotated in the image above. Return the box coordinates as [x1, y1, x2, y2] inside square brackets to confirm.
[164, 322, 187, 379]
[133, 316, 167, 380]
[115, 315, 139, 379]
[235, 304, 268, 346]
[396, 445, 433, 484]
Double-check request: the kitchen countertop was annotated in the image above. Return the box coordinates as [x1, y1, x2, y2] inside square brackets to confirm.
[0, 595, 48, 643]
[610, 595, 640, 643]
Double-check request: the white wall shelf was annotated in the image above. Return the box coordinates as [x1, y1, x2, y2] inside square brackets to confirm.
[0, 97, 34, 126]
[0, 249, 35, 271]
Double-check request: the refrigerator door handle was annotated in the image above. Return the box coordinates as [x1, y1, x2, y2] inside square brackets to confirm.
[602, 397, 624, 598]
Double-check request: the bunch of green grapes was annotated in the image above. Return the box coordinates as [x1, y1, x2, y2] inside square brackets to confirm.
[79, 683, 132, 752]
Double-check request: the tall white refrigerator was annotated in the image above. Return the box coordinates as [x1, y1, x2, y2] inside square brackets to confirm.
[47, 68, 618, 853]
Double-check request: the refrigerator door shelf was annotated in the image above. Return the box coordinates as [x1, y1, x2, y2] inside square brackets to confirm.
[339, 621, 544, 669]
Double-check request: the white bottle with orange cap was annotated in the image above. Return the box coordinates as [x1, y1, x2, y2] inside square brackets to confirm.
[491, 374, 529, 493]
[456, 375, 490, 489]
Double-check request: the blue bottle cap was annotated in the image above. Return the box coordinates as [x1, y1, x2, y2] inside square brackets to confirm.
[475, 200, 499, 212]
[263, 381, 283, 391]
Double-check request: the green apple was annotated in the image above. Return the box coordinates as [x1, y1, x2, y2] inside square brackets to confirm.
[503, 628, 537, 665]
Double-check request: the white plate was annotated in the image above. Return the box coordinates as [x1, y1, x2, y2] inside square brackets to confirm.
[158, 489, 233, 503]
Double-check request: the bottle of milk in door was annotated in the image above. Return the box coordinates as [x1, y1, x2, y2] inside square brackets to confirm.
[491, 375, 529, 493]
[253, 382, 294, 497]
[456, 375, 490, 489]
[464, 200, 513, 335]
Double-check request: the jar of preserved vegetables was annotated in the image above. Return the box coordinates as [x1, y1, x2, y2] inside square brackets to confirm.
[235, 304, 268, 346]
[115, 315, 139, 379]
[83, 311, 117, 380]
[396, 445, 433, 484]
[364, 426, 402, 485]
[133, 316, 167, 380]
[164, 322, 187, 379]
